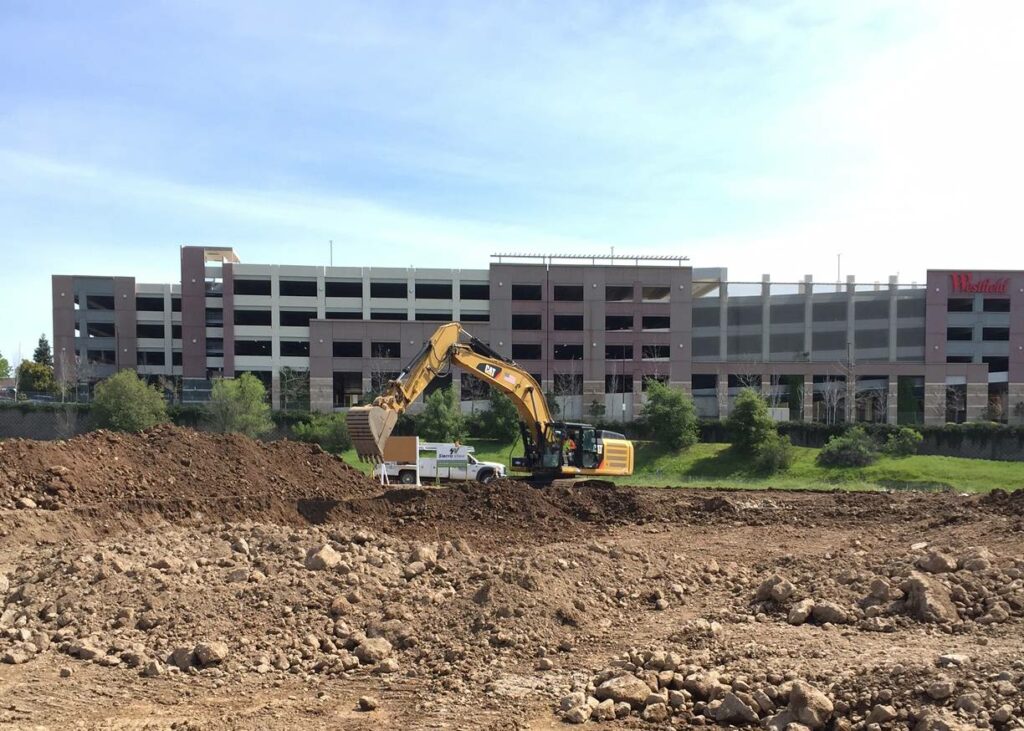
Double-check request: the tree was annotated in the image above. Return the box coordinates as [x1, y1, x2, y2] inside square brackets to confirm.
[207, 373, 273, 437]
[641, 379, 698, 450]
[728, 388, 776, 453]
[0, 351, 10, 379]
[92, 370, 168, 432]
[292, 413, 353, 453]
[33, 334, 53, 367]
[417, 387, 465, 442]
[279, 367, 310, 410]
[587, 399, 606, 421]
[479, 387, 520, 441]
[16, 360, 56, 396]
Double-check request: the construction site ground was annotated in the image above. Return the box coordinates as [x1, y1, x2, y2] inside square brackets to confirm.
[0, 427, 1021, 730]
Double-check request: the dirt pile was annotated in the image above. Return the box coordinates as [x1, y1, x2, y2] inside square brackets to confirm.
[0, 425, 381, 514]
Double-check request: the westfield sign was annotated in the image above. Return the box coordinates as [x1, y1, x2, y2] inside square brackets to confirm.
[950, 273, 1009, 294]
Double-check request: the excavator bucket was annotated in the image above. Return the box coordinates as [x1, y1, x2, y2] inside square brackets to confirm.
[346, 406, 398, 462]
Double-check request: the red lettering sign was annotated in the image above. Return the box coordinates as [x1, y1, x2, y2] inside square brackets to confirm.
[950, 273, 1009, 294]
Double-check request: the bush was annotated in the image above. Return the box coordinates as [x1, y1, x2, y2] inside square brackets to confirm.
[753, 432, 795, 474]
[817, 426, 879, 467]
[91, 370, 168, 432]
[477, 388, 520, 441]
[292, 412, 353, 453]
[641, 379, 698, 450]
[417, 387, 465, 442]
[884, 426, 923, 458]
[728, 389, 776, 454]
[207, 373, 273, 437]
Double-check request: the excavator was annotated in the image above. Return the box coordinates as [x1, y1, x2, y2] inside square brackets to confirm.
[346, 322, 634, 483]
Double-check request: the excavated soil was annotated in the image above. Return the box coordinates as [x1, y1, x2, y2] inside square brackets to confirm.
[0, 427, 1022, 730]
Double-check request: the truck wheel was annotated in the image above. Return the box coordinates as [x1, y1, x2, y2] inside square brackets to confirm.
[476, 469, 495, 485]
[399, 470, 417, 485]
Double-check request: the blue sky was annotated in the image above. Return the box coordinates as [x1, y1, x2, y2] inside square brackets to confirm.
[2, 1, 1023, 364]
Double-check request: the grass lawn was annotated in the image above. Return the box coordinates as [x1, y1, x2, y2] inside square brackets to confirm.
[340, 439, 1024, 493]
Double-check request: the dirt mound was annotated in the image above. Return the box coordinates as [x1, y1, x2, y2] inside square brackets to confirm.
[0, 425, 381, 516]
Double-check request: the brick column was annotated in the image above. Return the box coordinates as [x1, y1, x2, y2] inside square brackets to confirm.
[924, 382, 946, 426]
[802, 375, 814, 422]
[887, 378, 898, 424]
[716, 374, 730, 419]
[965, 381, 987, 422]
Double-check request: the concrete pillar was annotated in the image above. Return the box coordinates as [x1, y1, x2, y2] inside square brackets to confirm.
[1009, 383, 1024, 425]
[846, 377, 856, 423]
[965, 381, 987, 422]
[886, 378, 898, 424]
[716, 374, 730, 419]
[888, 275, 898, 362]
[761, 275, 770, 362]
[719, 282, 728, 361]
[802, 374, 814, 422]
[924, 382, 946, 426]
[803, 275, 813, 357]
[310, 377, 332, 413]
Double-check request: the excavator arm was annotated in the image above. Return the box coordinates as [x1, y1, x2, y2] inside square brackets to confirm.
[347, 323, 552, 461]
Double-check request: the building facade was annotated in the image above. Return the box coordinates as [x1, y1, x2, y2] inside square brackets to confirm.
[52, 247, 1024, 425]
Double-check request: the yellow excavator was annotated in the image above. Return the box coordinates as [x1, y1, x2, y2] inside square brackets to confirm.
[346, 322, 633, 483]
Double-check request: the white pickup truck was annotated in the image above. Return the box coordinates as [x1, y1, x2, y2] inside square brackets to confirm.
[372, 442, 506, 485]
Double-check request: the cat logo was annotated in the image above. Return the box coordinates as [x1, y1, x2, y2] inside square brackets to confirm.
[477, 363, 501, 379]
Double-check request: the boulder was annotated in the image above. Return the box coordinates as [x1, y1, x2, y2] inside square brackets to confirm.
[193, 641, 229, 666]
[901, 572, 958, 624]
[958, 547, 994, 572]
[914, 709, 973, 731]
[641, 702, 669, 722]
[867, 705, 898, 724]
[756, 574, 796, 603]
[715, 692, 760, 724]
[917, 550, 957, 574]
[596, 673, 654, 709]
[811, 601, 851, 625]
[305, 544, 342, 571]
[354, 637, 392, 665]
[788, 598, 815, 626]
[789, 681, 833, 729]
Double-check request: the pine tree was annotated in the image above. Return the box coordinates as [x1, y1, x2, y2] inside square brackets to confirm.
[33, 334, 53, 367]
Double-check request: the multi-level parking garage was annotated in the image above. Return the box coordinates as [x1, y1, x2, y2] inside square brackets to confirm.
[53, 247, 1023, 425]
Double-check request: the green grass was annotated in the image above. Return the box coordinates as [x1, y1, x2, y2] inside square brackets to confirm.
[340, 439, 1024, 493]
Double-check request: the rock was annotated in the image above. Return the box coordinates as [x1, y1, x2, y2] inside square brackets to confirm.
[358, 696, 379, 712]
[15, 497, 36, 509]
[150, 556, 184, 573]
[914, 709, 972, 731]
[193, 641, 229, 666]
[560, 692, 586, 711]
[811, 601, 851, 625]
[937, 654, 970, 668]
[305, 544, 342, 571]
[2, 648, 29, 664]
[926, 679, 955, 700]
[59, 666, 73, 678]
[789, 681, 833, 729]
[594, 698, 616, 721]
[595, 673, 654, 709]
[788, 598, 815, 625]
[958, 547, 994, 572]
[715, 692, 760, 724]
[978, 605, 1009, 625]
[641, 702, 669, 722]
[0, 574, 7, 595]
[226, 568, 249, 583]
[141, 659, 164, 677]
[867, 705, 898, 724]
[376, 657, 400, 674]
[536, 657, 553, 671]
[917, 550, 957, 574]
[403, 561, 428, 579]
[901, 572, 958, 624]
[69, 640, 104, 660]
[354, 637, 392, 665]
[409, 544, 437, 565]
[756, 574, 796, 603]
[562, 705, 592, 724]
[168, 646, 195, 670]
[954, 694, 982, 714]
[992, 705, 1013, 724]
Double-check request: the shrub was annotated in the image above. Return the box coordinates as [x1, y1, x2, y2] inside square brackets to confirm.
[753, 432, 795, 474]
[417, 387, 465, 442]
[91, 370, 168, 432]
[292, 412, 353, 453]
[641, 379, 698, 450]
[478, 388, 520, 441]
[817, 426, 879, 467]
[884, 426, 923, 458]
[206, 373, 273, 437]
[728, 389, 776, 454]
